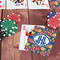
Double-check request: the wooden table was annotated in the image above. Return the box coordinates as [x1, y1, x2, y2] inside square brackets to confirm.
[0, 3, 60, 60]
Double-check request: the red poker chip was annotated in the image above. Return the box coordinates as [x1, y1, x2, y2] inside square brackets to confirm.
[3, 17, 7, 20]
[47, 13, 60, 29]
[3, 13, 21, 24]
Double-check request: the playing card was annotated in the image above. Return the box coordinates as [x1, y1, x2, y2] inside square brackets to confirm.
[25, 26, 57, 56]
[0, 0, 5, 9]
[19, 24, 45, 51]
[7, 0, 27, 9]
[28, 0, 50, 9]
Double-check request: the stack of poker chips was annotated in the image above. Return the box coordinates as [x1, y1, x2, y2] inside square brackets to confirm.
[32, 0, 43, 5]
[0, 20, 6, 40]
[10, 0, 24, 5]
[0, 13, 21, 40]
[25, 26, 57, 56]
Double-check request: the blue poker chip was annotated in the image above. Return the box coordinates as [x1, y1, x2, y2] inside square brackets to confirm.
[47, 12, 56, 19]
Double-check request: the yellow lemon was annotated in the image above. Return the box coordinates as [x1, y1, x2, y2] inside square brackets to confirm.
[48, 49, 50, 52]
[52, 38, 54, 40]
[55, 1, 58, 5]
[26, 43, 30, 46]
[49, 45, 52, 48]
[38, 29, 42, 32]
[33, 42, 34, 43]
[53, 33, 57, 37]
[32, 45, 34, 47]
[41, 47, 45, 51]
[32, 31, 35, 34]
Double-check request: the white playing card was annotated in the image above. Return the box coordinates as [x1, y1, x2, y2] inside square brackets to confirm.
[28, 0, 50, 9]
[19, 24, 45, 51]
[7, 0, 27, 9]
[0, 0, 5, 9]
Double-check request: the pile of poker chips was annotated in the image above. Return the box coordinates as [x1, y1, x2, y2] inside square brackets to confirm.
[49, 0, 60, 8]
[25, 26, 57, 56]
[0, 13, 21, 40]
[0, 20, 6, 40]
[10, 0, 24, 5]
[47, 12, 60, 29]
[32, 0, 43, 5]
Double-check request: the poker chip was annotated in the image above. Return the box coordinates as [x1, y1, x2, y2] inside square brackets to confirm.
[0, 20, 2, 29]
[0, 20, 2, 24]
[3, 13, 21, 24]
[0, 30, 6, 40]
[47, 12, 57, 19]
[47, 13, 60, 29]
[0, 20, 2, 25]
[1, 19, 18, 36]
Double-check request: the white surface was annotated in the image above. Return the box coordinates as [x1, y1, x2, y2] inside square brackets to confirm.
[28, 0, 50, 9]
[0, 0, 5, 9]
[7, 0, 27, 9]
[19, 24, 45, 51]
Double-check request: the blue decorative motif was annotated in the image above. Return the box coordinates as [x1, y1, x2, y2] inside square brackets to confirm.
[34, 34, 50, 46]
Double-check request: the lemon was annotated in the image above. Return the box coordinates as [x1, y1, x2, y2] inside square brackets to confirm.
[55, 1, 58, 5]
[49, 45, 52, 48]
[33, 42, 34, 43]
[48, 49, 50, 52]
[38, 29, 42, 32]
[41, 47, 45, 51]
[52, 37, 54, 40]
[32, 45, 34, 47]
[26, 42, 30, 46]
[53, 33, 57, 37]
[32, 31, 35, 34]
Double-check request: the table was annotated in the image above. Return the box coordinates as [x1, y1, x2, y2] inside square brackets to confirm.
[0, 2, 60, 60]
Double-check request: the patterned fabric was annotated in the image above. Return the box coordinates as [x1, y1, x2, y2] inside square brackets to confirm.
[25, 26, 57, 56]
[49, 0, 60, 8]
